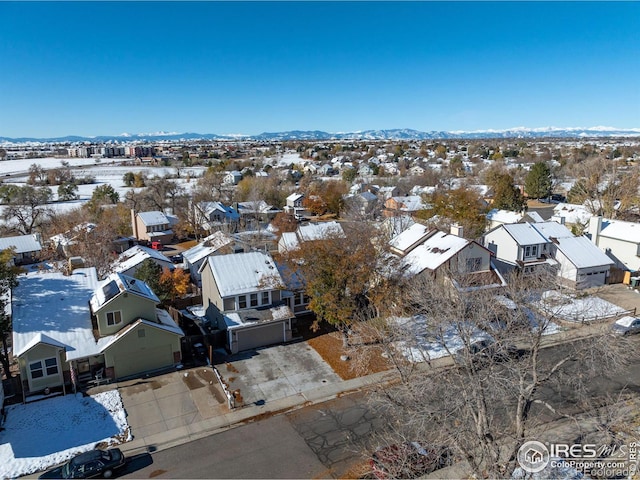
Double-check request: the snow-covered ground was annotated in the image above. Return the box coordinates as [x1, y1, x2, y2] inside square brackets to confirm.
[393, 309, 562, 364]
[536, 291, 628, 323]
[0, 390, 130, 479]
[0, 157, 207, 217]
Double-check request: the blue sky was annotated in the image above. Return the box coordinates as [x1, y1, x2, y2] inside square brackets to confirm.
[1, 1, 638, 137]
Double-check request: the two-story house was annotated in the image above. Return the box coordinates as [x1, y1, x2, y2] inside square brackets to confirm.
[200, 251, 295, 353]
[284, 193, 307, 220]
[131, 210, 174, 245]
[391, 225, 506, 292]
[12, 266, 184, 399]
[192, 201, 240, 233]
[383, 195, 428, 218]
[182, 231, 234, 287]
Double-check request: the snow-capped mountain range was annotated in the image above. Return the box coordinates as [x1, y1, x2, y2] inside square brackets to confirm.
[1, 126, 639, 144]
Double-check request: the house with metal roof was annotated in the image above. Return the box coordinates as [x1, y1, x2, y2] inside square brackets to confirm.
[0, 234, 42, 265]
[199, 251, 294, 353]
[12, 266, 183, 400]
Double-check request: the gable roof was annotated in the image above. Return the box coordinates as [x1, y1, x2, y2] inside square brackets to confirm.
[0, 234, 42, 254]
[205, 251, 284, 297]
[531, 221, 573, 240]
[554, 236, 615, 268]
[98, 311, 183, 352]
[196, 201, 240, 221]
[90, 272, 160, 312]
[297, 221, 345, 242]
[113, 245, 173, 274]
[389, 223, 432, 255]
[137, 211, 170, 226]
[183, 232, 233, 264]
[501, 223, 549, 246]
[487, 209, 523, 224]
[12, 266, 99, 358]
[388, 195, 426, 212]
[401, 230, 471, 275]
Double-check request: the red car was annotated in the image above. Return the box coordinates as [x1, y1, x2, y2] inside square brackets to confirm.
[370, 442, 452, 479]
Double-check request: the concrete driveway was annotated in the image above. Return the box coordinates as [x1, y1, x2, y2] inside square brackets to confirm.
[219, 341, 341, 407]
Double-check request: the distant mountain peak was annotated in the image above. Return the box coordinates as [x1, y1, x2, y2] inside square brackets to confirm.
[1, 126, 639, 145]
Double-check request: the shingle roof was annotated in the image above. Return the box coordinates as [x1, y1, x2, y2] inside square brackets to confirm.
[206, 252, 284, 297]
[600, 219, 640, 243]
[137, 211, 169, 226]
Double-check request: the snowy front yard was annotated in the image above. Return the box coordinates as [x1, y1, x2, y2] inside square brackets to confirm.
[536, 291, 628, 323]
[0, 390, 130, 479]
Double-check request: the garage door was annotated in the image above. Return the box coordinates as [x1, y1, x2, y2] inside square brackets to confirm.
[580, 272, 607, 289]
[236, 322, 285, 352]
[113, 344, 174, 380]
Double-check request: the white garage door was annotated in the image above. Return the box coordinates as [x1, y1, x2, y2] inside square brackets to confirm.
[236, 322, 285, 352]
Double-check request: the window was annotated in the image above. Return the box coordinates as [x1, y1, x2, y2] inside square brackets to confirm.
[261, 291, 270, 305]
[525, 245, 538, 258]
[250, 293, 258, 307]
[29, 357, 58, 379]
[238, 295, 247, 309]
[29, 360, 43, 379]
[106, 311, 122, 326]
[294, 293, 303, 306]
[45, 358, 58, 376]
[465, 257, 482, 272]
[532, 245, 538, 257]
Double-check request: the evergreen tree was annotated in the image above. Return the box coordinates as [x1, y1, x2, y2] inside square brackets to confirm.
[524, 162, 552, 200]
[491, 173, 526, 212]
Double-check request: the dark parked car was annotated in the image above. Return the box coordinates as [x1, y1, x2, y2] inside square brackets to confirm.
[369, 442, 452, 479]
[39, 448, 125, 479]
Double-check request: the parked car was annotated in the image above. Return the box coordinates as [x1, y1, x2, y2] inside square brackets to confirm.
[369, 442, 452, 479]
[611, 316, 640, 336]
[454, 337, 520, 367]
[39, 448, 126, 479]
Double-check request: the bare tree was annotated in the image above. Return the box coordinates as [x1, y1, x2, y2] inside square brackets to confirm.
[359, 268, 636, 478]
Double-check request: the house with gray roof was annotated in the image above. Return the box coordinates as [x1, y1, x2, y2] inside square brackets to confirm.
[182, 231, 234, 286]
[131, 210, 174, 244]
[0, 234, 42, 265]
[200, 251, 294, 353]
[112, 244, 174, 278]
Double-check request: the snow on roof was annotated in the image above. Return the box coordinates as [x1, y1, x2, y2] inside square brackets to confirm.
[0, 234, 42, 254]
[531, 221, 573, 239]
[401, 230, 470, 275]
[552, 202, 592, 225]
[389, 223, 431, 254]
[113, 245, 173, 274]
[223, 304, 293, 329]
[286, 192, 304, 201]
[525, 211, 545, 223]
[0, 390, 130, 479]
[197, 201, 239, 221]
[389, 195, 426, 211]
[298, 221, 345, 242]
[136, 210, 169, 226]
[502, 223, 549, 246]
[237, 200, 277, 214]
[90, 272, 160, 311]
[12, 266, 99, 358]
[599, 218, 640, 243]
[278, 231, 300, 252]
[206, 251, 284, 297]
[614, 316, 638, 327]
[182, 232, 233, 264]
[486, 209, 523, 224]
[554, 236, 614, 268]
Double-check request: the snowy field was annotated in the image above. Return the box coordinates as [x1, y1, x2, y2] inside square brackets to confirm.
[0, 157, 208, 217]
[0, 390, 130, 479]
